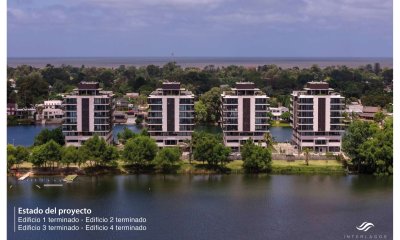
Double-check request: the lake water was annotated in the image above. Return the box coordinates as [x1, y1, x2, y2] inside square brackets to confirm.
[7, 125, 292, 146]
[7, 174, 392, 240]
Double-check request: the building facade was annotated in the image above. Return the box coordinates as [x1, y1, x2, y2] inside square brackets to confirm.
[7, 103, 17, 116]
[42, 100, 64, 120]
[62, 82, 114, 146]
[290, 82, 345, 153]
[221, 82, 270, 152]
[270, 106, 289, 121]
[147, 82, 195, 147]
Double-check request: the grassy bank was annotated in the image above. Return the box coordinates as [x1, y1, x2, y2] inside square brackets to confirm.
[271, 160, 344, 174]
[10, 159, 345, 176]
[270, 121, 291, 127]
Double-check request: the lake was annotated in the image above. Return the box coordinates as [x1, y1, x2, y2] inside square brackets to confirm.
[7, 125, 293, 146]
[7, 174, 392, 240]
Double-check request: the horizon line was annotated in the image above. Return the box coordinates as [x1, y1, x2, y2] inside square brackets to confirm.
[7, 56, 393, 59]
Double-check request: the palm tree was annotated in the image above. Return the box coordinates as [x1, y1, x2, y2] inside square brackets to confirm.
[263, 132, 274, 150]
[303, 147, 311, 166]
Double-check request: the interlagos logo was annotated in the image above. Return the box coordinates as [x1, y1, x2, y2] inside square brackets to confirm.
[343, 221, 388, 239]
[356, 222, 375, 232]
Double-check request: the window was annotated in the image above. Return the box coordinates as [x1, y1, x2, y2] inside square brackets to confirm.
[180, 98, 193, 104]
[255, 98, 267, 104]
[179, 125, 194, 131]
[149, 105, 162, 111]
[179, 105, 194, 111]
[180, 112, 194, 118]
[224, 125, 238, 131]
[299, 98, 313, 104]
[224, 118, 238, 124]
[224, 98, 238, 104]
[255, 125, 268, 131]
[64, 98, 77, 104]
[148, 112, 162, 118]
[148, 98, 162, 104]
[94, 98, 109, 104]
[255, 105, 267, 111]
[255, 112, 266, 117]
[148, 119, 162, 124]
[65, 105, 77, 111]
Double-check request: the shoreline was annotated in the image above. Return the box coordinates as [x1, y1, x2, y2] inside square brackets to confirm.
[7, 56, 393, 69]
[9, 160, 347, 177]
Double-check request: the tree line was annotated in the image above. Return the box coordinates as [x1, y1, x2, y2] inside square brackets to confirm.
[342, 117, 393, 175]
[8, 127, 273, 174]
[8, 62, 392, 110]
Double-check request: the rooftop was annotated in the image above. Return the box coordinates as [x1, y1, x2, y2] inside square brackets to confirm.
[235, 82, 256, 90]
[305, 81, 331, 90]
[162, 82, 181, 90]
[78, 82, 100, 90]
[363, 106, 380, 113]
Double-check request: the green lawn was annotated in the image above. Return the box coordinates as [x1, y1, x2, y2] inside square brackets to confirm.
[12, 159, 344, 175]
[270, 121, 291, 127]
[271, 160, 344, 174]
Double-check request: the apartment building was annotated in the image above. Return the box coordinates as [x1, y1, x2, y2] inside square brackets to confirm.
[290, 82, 345, 153]
[62, 82, 114, 146]
[221, 82, 270, 152]
[42, 100, 63, 120]
[147, 82, 195, 147]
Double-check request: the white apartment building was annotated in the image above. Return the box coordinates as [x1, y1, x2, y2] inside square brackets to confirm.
[269, 106, 289, 120]
[290, 82, 345, 153]
[221, 82, 270, 152]
[62, 82, 114, 146]
[147, 82, 194, 147]
[42, 100, 63, 120]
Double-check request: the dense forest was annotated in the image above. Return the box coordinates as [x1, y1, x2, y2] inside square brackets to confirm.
[7, 62, 393, 109]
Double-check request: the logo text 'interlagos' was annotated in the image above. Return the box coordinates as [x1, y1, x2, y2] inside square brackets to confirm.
[356, 222, 375, 232]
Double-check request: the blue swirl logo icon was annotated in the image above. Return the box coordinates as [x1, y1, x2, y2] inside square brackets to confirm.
[356, 222, 375, 232]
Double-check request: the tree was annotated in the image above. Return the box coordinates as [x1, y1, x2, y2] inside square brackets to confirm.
[16, 72, 49, 107]
[199, 87, 222, 123]
[122, 136, 158, 166]
[193, 133, 230, 168]
[281, 111, 291, 122]
[242, 140, 272, 173]
[14, 146, 30, 169]
[342, 120, 379, 172]
[30, 145, 47, 167]
[42, 140, 62, 169]
[117, 127, 137, 143]
[358, 118, 393, 175]
[101, 145, 119, 166]
[62, 146, 81, 168]
[135, 116, 144, 125]
[373, 111, 385, 124]
[153, 147, 182, 173]
[34, 127, 65, 146]
[7, 145, 16, 171]
[140, 128, 149, 136]
[302, 147, 311, 166]
[194, 101, 208, 123]
[263, 132, 274, 150]
[81, 135, 107, 166]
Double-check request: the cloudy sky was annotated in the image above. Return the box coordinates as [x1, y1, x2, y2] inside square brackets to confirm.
[8, 0, 393, 57]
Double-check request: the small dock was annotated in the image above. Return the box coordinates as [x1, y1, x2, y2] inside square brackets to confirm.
[63, 174, 78, 182]
[43, 184, 63, 187]
[18, 172, 32, 181]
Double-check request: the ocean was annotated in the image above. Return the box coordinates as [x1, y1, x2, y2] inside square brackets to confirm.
[7, 57, 393, 69]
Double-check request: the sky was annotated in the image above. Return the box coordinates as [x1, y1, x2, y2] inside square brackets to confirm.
[7, 0, 393, 57]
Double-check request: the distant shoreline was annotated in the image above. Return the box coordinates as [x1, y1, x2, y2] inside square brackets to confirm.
[7, 57, 393, 69]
